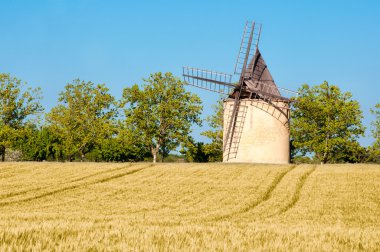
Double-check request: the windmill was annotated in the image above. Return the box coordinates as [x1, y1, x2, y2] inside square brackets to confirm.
[183, 21, 297, 163]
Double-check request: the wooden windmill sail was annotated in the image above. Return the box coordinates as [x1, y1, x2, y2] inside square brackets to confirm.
[183, 21, 297, 162]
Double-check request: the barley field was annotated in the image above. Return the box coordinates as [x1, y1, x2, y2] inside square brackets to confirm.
[0, 162, 379, 251]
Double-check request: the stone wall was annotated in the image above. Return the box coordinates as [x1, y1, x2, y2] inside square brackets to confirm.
[223, 99, 290, 164]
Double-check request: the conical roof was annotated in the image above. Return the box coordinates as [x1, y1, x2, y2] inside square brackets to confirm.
[244, 48, 281, 97]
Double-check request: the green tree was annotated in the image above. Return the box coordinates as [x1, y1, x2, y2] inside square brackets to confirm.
[180, 136, 209, 162]
[370, 103, 380, 161]
[121, 72, 202, 163]
[46, 79, 117, 161]
[202, 99, 223, 162]
[370, 104, 380, 149]
[0, 73, 43, 161]
[17, 125, 64, 161]
[291, 81, 365, 164]
[93, 121, 150, 162]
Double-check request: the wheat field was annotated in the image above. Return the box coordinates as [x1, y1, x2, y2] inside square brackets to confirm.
[0, 162, 379, 251]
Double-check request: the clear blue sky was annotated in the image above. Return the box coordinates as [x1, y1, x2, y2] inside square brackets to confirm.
[1, 0, 379, 146]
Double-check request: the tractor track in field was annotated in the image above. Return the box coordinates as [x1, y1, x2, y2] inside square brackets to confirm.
[0, 165, 150, 207]
[107, 164, 203, 201]
[210, 165, 296, 221]
[0, 165, 131, 201]
[268, 165, 317, 218]
[66, 165, 130, 183]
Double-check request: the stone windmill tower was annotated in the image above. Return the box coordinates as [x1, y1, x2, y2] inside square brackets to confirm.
[183, 21, 297, 164]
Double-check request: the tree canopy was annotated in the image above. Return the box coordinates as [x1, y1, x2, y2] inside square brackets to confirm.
[201, 99, 223, 162]
[370, 104, 380, 148]
[370, 103, 380, 160]
[121, 72, 202, 163]
[46, 79, 117, 161]
[291, 81, 365, 164]
[0, 73, 43, 161]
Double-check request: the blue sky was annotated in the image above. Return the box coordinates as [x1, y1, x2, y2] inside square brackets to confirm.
[1, 0, 379, 145]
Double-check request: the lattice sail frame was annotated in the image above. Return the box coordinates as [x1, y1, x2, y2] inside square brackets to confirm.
[234, 21, 262, 77]
[182, 67, 234, 95]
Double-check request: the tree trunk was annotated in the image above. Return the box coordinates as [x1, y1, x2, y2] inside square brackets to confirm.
[151, 145, 159, 163]
[322, 133, 329, 164]
[153, 152, 157, 163]
[0, 145, 5, 162]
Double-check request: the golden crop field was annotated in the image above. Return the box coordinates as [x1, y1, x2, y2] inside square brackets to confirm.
[0, 162, 379, 251]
